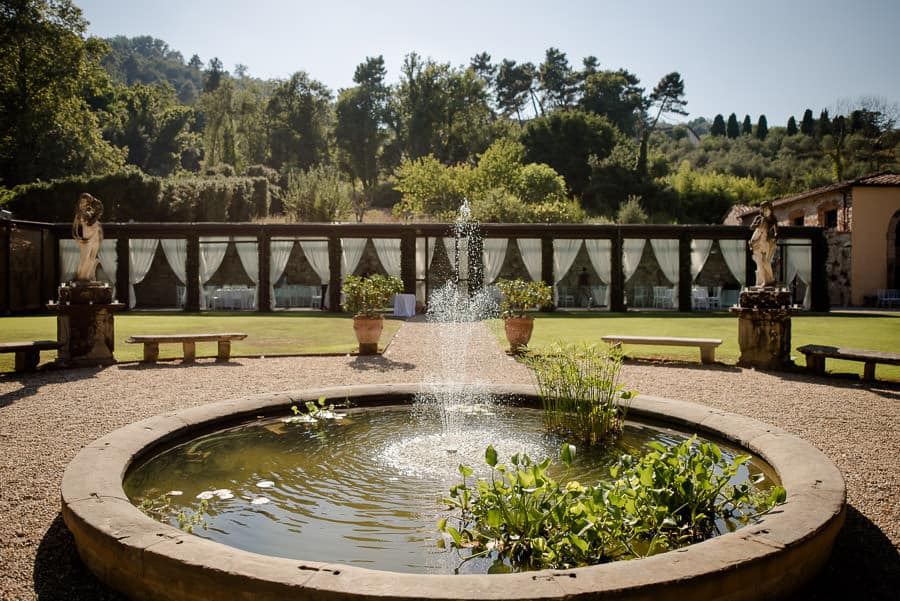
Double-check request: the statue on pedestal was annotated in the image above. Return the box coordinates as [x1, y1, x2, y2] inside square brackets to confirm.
[72, 193, 104, 282]
[748, 201, 778, 287]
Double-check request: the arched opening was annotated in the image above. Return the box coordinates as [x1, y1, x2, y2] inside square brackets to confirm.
[889, 210, 900, 289]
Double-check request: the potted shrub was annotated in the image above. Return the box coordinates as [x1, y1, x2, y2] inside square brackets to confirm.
[342, 274, 404, 354]
[495, 278, 552, 352]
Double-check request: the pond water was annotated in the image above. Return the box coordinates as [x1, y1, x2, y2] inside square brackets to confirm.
[124, 404, 778, 574]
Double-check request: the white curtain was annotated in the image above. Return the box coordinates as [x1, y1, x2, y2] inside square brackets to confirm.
[234, 236, 259, 309]
[341, 238, 367, 277]
[622, 239, 646, 283]
[650, 239, 680, 285]
[427, 237, 439, 271]
[269, 240, 294, 309]
[373, 238, 402, 279]
[553, 239, 583, 304]
[98, 239, 117, 289]
[719, 239, 747, 286]
[161, 239, 188, 285]
[128, 239, 159, 309]
[299, 240, 330, 284]
[784, 239, 813, 309]
[516, 238, 542, 282]
[199, 236, 229, 309]
[59, 240, 79, 283]
[481, 238, 508, 285]
[690, 239, 714, 282]
[585, 239, 612, 284]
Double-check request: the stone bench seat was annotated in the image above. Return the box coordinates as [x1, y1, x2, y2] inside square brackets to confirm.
[125, 333, 247, 363]
[0, 340, 62, 372]
[601, 335, 723, 364]
[796, 344, 900, 382]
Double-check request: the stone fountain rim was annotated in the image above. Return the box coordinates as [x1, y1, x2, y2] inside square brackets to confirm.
[61, 383, 846, 601]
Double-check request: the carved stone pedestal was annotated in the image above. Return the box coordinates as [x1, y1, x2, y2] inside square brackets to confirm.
[50, 283, 124, 367]
[730, 287, 797, 370]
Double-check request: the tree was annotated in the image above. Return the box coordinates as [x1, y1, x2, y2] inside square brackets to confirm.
[578, 69, 643, 136]
[266, 71, 332, 170]
[816, 109, 831, 137]
[710, 114, 726, 136]
[335, 56, 389, 220]
[637, 72, 688, 176]
[786, 116, 798, 136]
[495, 59, 537, 122]
[756, 115, 768, 140]
[198, 75, 237, 169]
[203, 57, 224, 92]
[520, 110, 618, 207]
[800, 109, 815, 135]
[283, 164, 352, 222]
[726, 113, 740, 138]
[741, 114, 752, 136]
[537, 47, 574, 111]
[0, 0, 125, 185]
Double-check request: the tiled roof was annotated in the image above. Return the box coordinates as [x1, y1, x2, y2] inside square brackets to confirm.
[743, 172, 900, 215]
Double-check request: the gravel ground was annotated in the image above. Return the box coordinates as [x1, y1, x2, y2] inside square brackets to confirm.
[1, 317, 897, 600]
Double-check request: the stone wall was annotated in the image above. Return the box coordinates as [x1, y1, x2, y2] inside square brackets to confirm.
[825, 230, 852, 306]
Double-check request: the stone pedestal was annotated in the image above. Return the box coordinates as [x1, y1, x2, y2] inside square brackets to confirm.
[50, 283, 124, 367]
[730, 287, 797, 370]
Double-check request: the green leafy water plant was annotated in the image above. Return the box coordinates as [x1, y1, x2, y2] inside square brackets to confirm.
[495, 278, 553, 318]
[526, 342, 633, 446]
[284, 395, 348, 424]
[138, 492, 209, 534]
[439, 440, 786, 571]
[342, 274, 404, 317]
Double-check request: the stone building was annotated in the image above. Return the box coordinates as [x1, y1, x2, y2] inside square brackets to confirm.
[730, 173, 900, 306]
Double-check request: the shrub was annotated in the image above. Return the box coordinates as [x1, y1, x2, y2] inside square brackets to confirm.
[342, 274, 403, 317]
[495, 278, 553, 317]
[283, 164, 353, 222]
[526, 343, 632, 446]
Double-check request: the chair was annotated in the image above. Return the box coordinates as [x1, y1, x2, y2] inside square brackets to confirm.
[692, 286, 709, 311]
[311, 286, 323, 309]
[557, 286, 575, 308]
[707, 286, 722, 309]
[632, 286, 650, 308]
[591, 285, 608, 308]
[653, 286, 675, 309]
[175, 285, 186, 308]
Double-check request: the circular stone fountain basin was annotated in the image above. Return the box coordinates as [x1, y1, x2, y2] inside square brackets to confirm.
[61, 384, 846, 601]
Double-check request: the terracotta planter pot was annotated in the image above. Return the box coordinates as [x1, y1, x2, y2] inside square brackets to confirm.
[353, 315, 384, 355]
[503, 316, 534, 352]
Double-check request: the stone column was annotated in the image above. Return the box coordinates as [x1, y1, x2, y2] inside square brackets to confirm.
[51, 283, 124, 367]
[730, 288, 796, 370]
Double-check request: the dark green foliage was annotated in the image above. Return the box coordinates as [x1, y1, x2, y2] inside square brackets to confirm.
[726, 113, 740, 138]
[741, 115, 752, 135]
[101, 36, 205, 104]
[637, 72, 688, 176]
[159, 176, 268, 221]
[710, 114, 726, 136]
[756, 115, 769, 140]
[538, 47, 575, 111]
[817, 109, 831, 137]
[521, 110, 618, 206]
[800, 109, 815, 135]
[786, 116, 798, 136]
[495, 59, 538, 122]
[266, 72, 333, 171]
[578, 69, 644, 136]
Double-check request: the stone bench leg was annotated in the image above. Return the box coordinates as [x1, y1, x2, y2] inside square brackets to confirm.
[216, 340, 231, 362]
[182, 341, 196, 363]
[700, 346, 716, 364]
[15, 350, 40, 372]
[863, 362, 876, 382]
[804, 355, 825, 375]
[143, 342, 160, 363]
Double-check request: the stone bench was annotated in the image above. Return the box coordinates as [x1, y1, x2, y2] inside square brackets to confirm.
[796, 344, 900, 382]
[125, 333, 247, 363]
[0, 340, 62, 372]
[601, 335, 723, 364]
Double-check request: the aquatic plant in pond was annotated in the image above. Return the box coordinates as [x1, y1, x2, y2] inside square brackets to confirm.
[439, 440, 786, 571]
[526, 342, 633, 446]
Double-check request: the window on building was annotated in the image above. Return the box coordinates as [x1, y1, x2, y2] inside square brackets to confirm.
[823, 209, 838, 229]
[793, 216, 805, 226]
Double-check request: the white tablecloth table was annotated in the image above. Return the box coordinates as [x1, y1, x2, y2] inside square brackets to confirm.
[393, 293, 416, 317]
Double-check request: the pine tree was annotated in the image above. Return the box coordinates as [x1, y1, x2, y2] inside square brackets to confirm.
[800, 109, 815, 135]
[816, 109, 831, 137]
[741, 114, 752, 135]
[710, 114, 726, 136]
[756, 115, 768, 139]
[726, 113, 740, 138]
[786, 116, 798, 135]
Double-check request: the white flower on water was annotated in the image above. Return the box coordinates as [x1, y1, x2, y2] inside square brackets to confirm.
[196, 491, 214, 500]
[166, 490, 183, 496]
[257, 480, 275, 488]
[251, 497, 270, 505]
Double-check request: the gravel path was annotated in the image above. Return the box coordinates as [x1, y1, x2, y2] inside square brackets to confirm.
[1, 318, 897, 600]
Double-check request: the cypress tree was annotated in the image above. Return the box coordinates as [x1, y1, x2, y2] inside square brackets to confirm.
[800, 109, 815, 135]
[786, 116, 798, 135]
[741, 114, 752, 135]
[756, 115, 769, 139]
[817, 109, 831, 137]
[726, 113, 740, 138]
[710, 114, 726, 136]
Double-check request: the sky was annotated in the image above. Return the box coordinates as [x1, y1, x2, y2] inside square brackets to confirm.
[76, 0, 900, 126]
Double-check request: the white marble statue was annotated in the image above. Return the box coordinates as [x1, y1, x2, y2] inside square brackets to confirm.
[748, 201, 778, 287]
[72, 193, 104, 282]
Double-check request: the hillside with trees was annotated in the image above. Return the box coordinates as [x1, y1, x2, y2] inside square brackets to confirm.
[2, 0, 898, 224]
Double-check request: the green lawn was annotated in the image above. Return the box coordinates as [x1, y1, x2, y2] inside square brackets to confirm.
[488, 311, 900, 382]
[0, 312, 405, 372]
